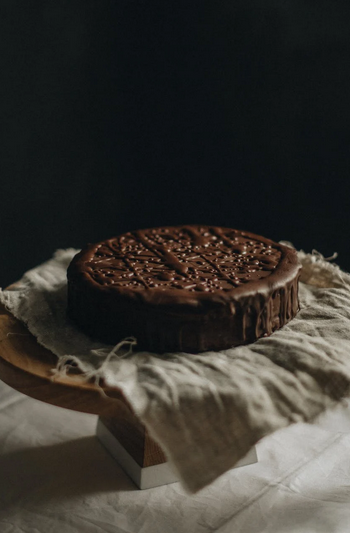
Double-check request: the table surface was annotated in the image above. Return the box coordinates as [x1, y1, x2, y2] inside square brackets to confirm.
[1, 378, 350, 533]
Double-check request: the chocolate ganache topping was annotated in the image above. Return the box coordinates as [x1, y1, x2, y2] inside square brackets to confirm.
[67, 226, 301, 353]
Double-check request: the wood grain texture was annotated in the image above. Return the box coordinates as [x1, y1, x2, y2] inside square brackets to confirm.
[0, 303, 124, 416]
[100, 411, 167, 467]
[0, 301, 166, 466]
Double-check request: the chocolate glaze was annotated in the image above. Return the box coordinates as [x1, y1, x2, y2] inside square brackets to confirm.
[67, 226, 301, 353]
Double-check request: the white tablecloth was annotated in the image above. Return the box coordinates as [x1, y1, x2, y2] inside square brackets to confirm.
[1, 381, 350, 532]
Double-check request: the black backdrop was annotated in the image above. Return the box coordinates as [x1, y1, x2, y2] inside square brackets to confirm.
[1, 1, 350, 287]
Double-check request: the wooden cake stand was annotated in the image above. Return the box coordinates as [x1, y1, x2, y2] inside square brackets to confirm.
[0, 302, 257, 489]
[0, 302, 176, 489]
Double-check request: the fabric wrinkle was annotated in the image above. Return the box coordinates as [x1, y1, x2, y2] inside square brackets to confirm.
[1, 248, 350, 492]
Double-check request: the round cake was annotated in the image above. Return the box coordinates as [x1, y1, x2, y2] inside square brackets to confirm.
[67, 225, 301, 353]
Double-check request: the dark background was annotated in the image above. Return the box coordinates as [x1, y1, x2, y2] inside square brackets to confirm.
[1, 0, 350, 287]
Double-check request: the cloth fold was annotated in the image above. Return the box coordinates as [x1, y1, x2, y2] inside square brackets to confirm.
[1, 248, 350, 492]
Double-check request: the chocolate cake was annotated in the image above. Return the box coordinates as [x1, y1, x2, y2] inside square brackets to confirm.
[67, 225, 301, 353]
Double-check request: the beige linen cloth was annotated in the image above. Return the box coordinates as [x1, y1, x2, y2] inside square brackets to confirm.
[1, 247, 350, 493]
